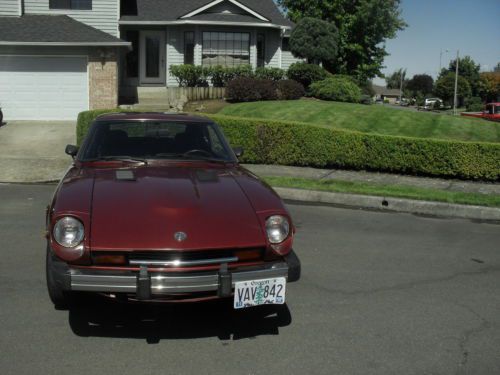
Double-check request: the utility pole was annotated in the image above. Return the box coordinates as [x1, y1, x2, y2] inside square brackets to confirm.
[399, 69, 405, 102]
[453, 50, 459, 115]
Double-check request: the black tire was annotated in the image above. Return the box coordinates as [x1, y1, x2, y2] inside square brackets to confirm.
[46, 245, 71, 310]
[0, 109, 3, 124]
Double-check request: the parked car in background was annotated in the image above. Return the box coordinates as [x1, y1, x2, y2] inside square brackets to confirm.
[461, 103, 500, 122]
[424, 98, 443, 109]
[46, 113, 301, 310]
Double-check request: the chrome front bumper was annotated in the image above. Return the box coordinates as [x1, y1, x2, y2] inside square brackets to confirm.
[71, 263, 288, 294]
[52, 251, 301, 299]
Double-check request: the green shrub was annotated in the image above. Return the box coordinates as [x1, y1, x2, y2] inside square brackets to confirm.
[465, 96, 484, 112]
[360, 95, 373, 105]
[255, 67, 286, 81]
[277, 80, 305, 100]
[170, 65, 209, 87]
[310, 76, 362, 103]
[76, 110, 500, 181]
[208, 65, 227, 87]
[287, 62, 329, 89]
[226, 77, 277, 102]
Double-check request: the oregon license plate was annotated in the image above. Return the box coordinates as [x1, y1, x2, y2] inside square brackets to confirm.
[233, 277, 286, 309]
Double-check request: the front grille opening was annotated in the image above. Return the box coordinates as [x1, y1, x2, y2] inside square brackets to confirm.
[92, 248, 264, 267]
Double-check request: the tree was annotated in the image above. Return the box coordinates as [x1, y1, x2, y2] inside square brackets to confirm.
[434, 72, 471, 107]
[440, 56, 481, 97]
[494, 62, 500, 73]
[289, 17, 339, 64]
[405, 74, 434, 96]
[478, 72, 500, 102]
[385, 68, 407, 90]
[278, 0, 407, 81]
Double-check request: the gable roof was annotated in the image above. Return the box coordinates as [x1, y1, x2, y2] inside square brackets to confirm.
[0, 15, 130, 46]
[120, 0, 294, 28]
[373, 85, 401, 97]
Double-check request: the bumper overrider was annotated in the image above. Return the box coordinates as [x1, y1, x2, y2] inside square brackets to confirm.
[49, 250, 301, 300]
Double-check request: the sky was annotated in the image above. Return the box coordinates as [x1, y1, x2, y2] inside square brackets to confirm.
[373, 0, 500, 85]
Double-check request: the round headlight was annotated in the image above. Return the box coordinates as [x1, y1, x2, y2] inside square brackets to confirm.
[266, 215, 290, 244]
[53, 217, 84, 248]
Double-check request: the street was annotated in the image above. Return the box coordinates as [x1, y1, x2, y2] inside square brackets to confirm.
[0, 183, 499, 375]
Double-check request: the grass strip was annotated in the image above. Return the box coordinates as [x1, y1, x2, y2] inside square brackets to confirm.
[264, 176, 500, 208]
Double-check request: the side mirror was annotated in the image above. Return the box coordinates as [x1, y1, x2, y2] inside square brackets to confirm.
[65, 144, 79, 158]
[233, 147, 244, 158]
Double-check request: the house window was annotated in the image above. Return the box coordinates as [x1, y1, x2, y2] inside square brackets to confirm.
[202, 32, 250, 67]
[49, 0, 92, 10]
[184, 32, 195, 65]
[124, 30, 139, 78]
[257, 33, 265, 68]
[282, 38, 290, 52]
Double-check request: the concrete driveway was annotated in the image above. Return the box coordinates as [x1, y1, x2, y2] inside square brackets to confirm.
[0, 121, 75, 183]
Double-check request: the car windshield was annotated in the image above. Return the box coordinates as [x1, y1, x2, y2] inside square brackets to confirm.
[79, 121, 234, 162]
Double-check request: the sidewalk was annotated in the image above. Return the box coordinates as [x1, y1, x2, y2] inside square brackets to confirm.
[243, 164, 500, 221]
[243, 164, 500, 195]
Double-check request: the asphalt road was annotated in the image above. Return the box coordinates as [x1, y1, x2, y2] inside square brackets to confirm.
[1, 183, 499, 375]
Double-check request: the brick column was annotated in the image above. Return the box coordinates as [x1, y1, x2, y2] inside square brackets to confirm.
[88, 48, 118, 109]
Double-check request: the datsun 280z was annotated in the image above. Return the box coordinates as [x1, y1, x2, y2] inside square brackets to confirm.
[46, 112, 301, 309]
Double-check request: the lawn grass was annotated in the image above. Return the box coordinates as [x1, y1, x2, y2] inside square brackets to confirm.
[219, 99, 500, 143]
[264, 176, 500, 208]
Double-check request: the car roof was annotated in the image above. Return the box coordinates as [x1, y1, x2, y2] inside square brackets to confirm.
[95, 112, 213, 123]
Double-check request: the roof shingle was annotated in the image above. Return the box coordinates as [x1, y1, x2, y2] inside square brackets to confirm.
[120, 0, 294, 27]
[0, 15, 129, 45]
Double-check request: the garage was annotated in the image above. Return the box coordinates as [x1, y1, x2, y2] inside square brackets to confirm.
[0, 55, 88, 120]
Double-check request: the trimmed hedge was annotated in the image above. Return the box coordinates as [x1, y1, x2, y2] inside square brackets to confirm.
[76, 110, 500, 181]
[226, 77, 277, 102]
[310, 76, 362, 103]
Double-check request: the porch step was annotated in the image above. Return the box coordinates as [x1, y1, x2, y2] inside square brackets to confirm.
[137, 87, 168, 102]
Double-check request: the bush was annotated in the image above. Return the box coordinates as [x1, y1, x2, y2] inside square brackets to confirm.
[360, 95, 373, 105]
[309, 76, 362, 103]
[226, 77, 277, 102]
[255, 67, 286, 81]
[77, 111, 500, 181]
[277, 80, 305, 100]
[287, 62, 329, 89]
[465, 96, 484, 112]
[169, 65, 209, 87]
[208, 65, 227, 87]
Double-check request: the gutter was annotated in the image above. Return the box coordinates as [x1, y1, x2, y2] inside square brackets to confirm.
[119, 20, 291, 30]
[0, 41, 132, 48]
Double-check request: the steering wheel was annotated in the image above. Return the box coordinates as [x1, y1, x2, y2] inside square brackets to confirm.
[183, 149, 212, 157]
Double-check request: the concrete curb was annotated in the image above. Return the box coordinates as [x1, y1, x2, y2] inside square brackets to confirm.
[273, 187, 500, 222]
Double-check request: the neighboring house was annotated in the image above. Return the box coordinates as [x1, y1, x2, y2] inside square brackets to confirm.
[373, 85, 401, 104]
[0, 0, 300, 120]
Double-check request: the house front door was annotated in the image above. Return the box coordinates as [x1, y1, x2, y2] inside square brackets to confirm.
[140, 30, 165, 85]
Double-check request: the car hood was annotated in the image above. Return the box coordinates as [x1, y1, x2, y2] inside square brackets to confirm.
[88, 165, 268, 251]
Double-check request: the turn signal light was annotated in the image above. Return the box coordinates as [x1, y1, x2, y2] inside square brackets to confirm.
[234, 249, 262, 261]
[93, 254, 126, 265]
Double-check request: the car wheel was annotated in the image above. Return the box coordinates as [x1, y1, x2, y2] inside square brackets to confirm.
[46, 245, 71, 310]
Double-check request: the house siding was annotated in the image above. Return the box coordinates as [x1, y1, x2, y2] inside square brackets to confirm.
[0, 0, 20, 16]
[23, 0, 119, 37]
[264, 29, 280, 68]
[281, 50, 302, 71]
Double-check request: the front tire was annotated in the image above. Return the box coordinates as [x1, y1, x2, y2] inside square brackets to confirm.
[46, 245, 71, 309]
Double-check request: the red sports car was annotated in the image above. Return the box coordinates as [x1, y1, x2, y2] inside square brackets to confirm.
[46, 112, 300, 309]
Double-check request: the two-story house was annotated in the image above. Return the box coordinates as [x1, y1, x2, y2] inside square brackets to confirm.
[0, 0, 299, 120]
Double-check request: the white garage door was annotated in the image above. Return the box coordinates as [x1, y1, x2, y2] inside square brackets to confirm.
[0, 55, 88, 120]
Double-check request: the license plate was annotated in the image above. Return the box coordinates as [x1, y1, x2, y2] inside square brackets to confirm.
[233, 277, 286, 309]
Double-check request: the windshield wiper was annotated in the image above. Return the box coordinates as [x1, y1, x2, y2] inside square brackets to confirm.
[153, 153, 228, 164]
[82, 156, 148, 165]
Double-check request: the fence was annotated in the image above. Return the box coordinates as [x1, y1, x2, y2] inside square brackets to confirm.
[166, 87, 226, 102]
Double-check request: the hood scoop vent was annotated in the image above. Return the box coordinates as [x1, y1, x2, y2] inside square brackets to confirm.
[115, 170, 136, 181]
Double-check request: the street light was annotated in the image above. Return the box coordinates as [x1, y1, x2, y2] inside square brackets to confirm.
[439, 49, 449, 73]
